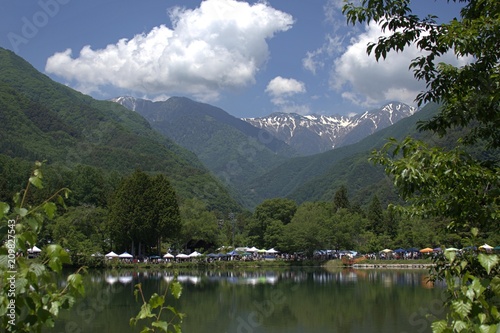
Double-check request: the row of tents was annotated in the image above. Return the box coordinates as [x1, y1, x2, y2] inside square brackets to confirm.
[104, 247, 280, 260]
[379, 244, 500, 254]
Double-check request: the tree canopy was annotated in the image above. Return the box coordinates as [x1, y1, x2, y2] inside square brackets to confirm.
[343, 0, 500, 331]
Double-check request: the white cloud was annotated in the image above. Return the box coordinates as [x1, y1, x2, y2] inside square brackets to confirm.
[45, 0, 293, 102]
[266, 76, 306, 96]
[330, 22, 472, 108]
[265, 76, 308, 113]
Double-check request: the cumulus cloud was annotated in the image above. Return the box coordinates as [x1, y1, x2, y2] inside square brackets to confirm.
[330, 22, 471, 107]
[265, 76, 309, 114]
[45, 0, 294, 101]
[265, 76, 306, 106]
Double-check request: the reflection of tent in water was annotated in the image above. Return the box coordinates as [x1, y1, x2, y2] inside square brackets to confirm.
[118, 275, 133, 284]
[421, 274, 434, 289]
[105, 275, 118, 285]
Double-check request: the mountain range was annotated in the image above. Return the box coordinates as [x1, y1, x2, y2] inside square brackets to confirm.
[0, 46, 440, 211]
[242, 102, 417, 155]
[112, 96, 423, 208]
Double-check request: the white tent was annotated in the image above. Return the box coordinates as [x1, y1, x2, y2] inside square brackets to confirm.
[480, 244, 494, 251]
[163, 253, 174, 259]
[118, 252, 133, 258]
[105, 251, 119, 258]
[247, 246, 259, 252]
[266, 248, 279, 254]
[176, 253, 189, 259]
[189, 251, 202, 257]
[28, 246, 42, 253]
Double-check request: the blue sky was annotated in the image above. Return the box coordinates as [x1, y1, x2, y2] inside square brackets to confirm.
[0, 0, 465, 118]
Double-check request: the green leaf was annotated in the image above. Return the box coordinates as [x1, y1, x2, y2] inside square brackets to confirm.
[171, 281, 182, 299]
[137, 303, 153, 320]
[67, 273, 85, 296]
[148, 293, 164, 309]
[15, 207, 28, 217]
[452, 300, 472, 318]
[431, 320, 448, 333]
[43, 202, 57, 219]
[29, 263, 46, 277]
[49, 301, 61, 317]
[478, 254, 499, 275]
[29, 175, 43, 189]
[490, 277, 500, 296]
[478, 324, 497, 333]
[0, 202, 9, 219]
[452, 320, 467, 332]
[152, 321, 170, 332]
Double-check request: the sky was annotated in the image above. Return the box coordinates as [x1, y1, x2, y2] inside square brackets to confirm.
[0, 0, 466, 118]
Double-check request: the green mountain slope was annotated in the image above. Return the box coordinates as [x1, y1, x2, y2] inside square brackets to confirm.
[0, 47, 240, 212]
[112, 96, 297, 208]
[243, 103, 441, 207]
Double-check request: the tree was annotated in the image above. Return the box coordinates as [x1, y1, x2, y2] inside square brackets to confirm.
[332, 185, 350, 212]
[343, 1, 500, 331]
[248, 198, 297, 248]
[179, 198, 220, 251]
[366, 195, 384, 235]
[109, 170, 181, 256]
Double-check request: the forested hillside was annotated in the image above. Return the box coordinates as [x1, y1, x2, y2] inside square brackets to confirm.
[0, 47, 241, 212]
[242, 103, 441, 207]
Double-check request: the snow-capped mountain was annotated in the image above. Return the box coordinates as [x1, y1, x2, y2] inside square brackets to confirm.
[242, 102, 417, 155]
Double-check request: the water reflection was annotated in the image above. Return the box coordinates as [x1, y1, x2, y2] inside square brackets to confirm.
[49, 268, 444, 333]
[98, 268, 435, 288]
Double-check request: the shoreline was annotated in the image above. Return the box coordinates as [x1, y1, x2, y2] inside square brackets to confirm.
[351, 263, 434, 269]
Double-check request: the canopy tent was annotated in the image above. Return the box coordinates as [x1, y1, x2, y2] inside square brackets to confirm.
[189, 251, 202, 257]
[28, 246, 42, 253]
[235, 247, 248, 252]
[406, 247, 419, 252]
[227, 250, 240, 256]
[163, 253, 174, 259]
[479, 244, 494, 251]
[419, 248, 434, 253]
[118, 252, 133, 258]
[380, 249, 393, 253]
[247, 247, 259, 252]
[105, 251, 119, 258]
[445, 248, 460, 252]
[175, 253, 189, 259]
[266, 248, 279, 254]
[393, 248, 406, 253]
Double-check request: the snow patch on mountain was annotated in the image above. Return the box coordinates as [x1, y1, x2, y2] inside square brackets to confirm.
[242, 102, 417, 155]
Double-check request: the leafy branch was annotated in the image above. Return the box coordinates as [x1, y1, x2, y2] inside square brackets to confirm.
[130, 277, 185, 333]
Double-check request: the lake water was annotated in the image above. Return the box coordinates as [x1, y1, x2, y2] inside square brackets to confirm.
[49, 267, 446, 333]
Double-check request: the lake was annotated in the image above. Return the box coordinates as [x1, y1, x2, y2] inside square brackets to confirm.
[49, 267, 446, 333]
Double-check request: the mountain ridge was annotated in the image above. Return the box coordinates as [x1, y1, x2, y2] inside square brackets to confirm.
[242, 102, 417, 155]
[0, 47, 241, 212]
